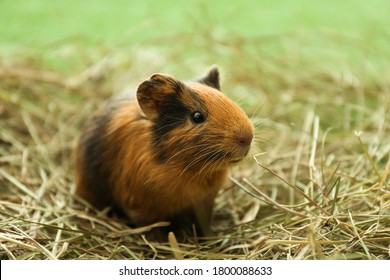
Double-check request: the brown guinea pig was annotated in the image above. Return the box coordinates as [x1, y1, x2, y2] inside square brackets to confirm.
[75, 66, 253, 238]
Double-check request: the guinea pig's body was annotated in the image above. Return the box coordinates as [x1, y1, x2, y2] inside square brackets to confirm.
[75, 67, 253, 237]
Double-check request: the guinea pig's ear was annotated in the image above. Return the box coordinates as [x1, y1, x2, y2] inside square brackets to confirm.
[137, 74, 183, 119]
[195, 65, 221, 90]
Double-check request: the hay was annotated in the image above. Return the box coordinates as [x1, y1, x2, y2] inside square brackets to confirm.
[0, 29, 389, 259]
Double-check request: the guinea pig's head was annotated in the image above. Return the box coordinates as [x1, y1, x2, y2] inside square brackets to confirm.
[136, 66, 254, 172]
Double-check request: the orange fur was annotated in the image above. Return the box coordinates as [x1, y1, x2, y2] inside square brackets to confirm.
[75, 67, 253, 236]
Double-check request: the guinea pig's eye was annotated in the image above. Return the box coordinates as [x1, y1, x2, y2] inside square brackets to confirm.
[190, 112, 205, 124]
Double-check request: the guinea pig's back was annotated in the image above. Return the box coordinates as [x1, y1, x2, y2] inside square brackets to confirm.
[75, 97, 149, 211]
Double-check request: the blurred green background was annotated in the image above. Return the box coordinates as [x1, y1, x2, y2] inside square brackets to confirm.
[1, 0, 389, 124]
[1, 0, 389, 47]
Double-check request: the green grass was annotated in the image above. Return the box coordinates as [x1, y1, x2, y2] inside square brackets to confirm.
[1, 0, 390, 47]
[0, 0, 389, 260]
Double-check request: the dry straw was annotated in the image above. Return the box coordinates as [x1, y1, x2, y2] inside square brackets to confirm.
[0, 29, 389, 259]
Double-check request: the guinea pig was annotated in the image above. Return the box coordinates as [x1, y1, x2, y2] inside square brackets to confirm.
[75, 66, 253, 238]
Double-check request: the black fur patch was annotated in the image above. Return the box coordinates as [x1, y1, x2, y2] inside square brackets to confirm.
[80, 111, 114, 208]
[151, 88, 209, 164]
[187, 89, 206, 110]
[195, 66, 220, 90]
[151, 93, 190, 162]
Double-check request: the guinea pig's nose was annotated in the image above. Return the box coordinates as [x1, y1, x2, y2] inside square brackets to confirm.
[237, 133, 253, 147]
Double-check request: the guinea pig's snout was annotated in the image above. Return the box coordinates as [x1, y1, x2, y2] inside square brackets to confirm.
[237, 133, 253, 147]
[234, 129, 253, 160]
[237, 127, 253, 148]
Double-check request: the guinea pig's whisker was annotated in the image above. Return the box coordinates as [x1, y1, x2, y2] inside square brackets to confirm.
[250, 101, 265, 120]
[178, 149, 209, 173]
[159, 113, 186, 122]
[194, 147, 229, 183]
[183, 148, 216, 171]
[151, 121, 184, 133]
[178, 147, 219, 178]
[205, 147, 229, 168]
[195, 147, 225, 164]
[197, 145, 227, 172]
[251, 118, 266, 129]
[197, 154, 220, 180]
[163, 143, 212, 166]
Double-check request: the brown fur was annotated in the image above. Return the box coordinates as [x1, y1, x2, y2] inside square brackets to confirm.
[75, 67, 253, 237]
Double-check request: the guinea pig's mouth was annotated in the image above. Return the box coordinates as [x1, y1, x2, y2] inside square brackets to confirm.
[229, 158, 244, 164]
[228, 147, 250, 164]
